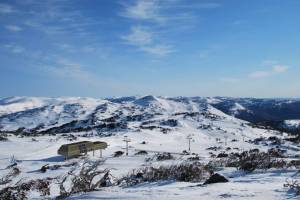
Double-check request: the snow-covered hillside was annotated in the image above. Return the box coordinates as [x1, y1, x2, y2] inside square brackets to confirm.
[0, 96, 299, 199]
[0, 96, 231, 134]
[283, 120, 300, 129]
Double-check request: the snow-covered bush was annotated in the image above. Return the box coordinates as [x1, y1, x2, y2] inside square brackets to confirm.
[0, 133, 8, 141]
[135, 150, 148, 155]
[0, 178, 51, 199]
[154, 153, 174, 161]
[57, 160, 112, 199]
[0, 167, 20, 185]
[113, 151, 124, 157]
[226, 150, 288, 172]
[119, 162, 211, 186]
[284, 179, 300, 195]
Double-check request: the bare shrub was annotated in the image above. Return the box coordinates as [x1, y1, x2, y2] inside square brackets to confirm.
[187, 156, 200, 161]
[119, 162, 211, 187]
[284, 179, 300, 195]
[57, 160, 112, 199]
[0, 135, 8, 141]
[0, 167, 20, 185]
[289, 160, 300, 169]
[135, 150, 148, 155]
[152, 153, 174, 161]
[225, 150, 289, 172]
[113, 151, 124, 157]
[0, 178, 51, 199]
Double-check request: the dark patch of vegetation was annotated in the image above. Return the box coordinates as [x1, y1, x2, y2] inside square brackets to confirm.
[206, 146, 222, 151]
[187, 156, 200, 161]
[225, 149, 296, 172]
[182, 150, 190, 155]
[139, 125, 171, 134]
[0, 167, 20, 185]
[159, 119, 178, 127]
[113, 151, 124, 157]
[203, 173, 228, 185]
[0, 178, 51, 199]
[57, 160, 112, 199]
[285, 135, 300, 143]
[135, 150, 148, 155]
[217, 153, 228, 158]
[119, 162, 211, 187]
[0, 134, 8, 141]
[154, 153, 174, 161]
[40, 162, 77, 173]
[284, 179, 300, 195]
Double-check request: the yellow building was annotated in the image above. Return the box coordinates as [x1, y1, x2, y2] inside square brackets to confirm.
[58, 141, 108, 159]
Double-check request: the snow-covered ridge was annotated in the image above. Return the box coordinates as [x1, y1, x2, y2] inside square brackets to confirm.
[1, 95, 300, 134]
[283, 120, 300, 129]
[0, 96, 242, 134]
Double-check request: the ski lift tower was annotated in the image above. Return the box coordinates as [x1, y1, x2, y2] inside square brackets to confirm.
[123, 136, 131, 156]
[186, 134, 194, 152]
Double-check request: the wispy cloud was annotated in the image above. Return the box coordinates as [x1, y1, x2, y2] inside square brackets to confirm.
[249, 64, 289, 79]
[141, 44, 174, 56]
[120, 0, 221, 56]
[5, 25, 23, 32]
[249, 71, 271, 79]
[120, 0, 221, 23]
[121, 26, 174, 56]
[121, 26, 153, 46]
[272, 65, 288, 73]
[4, 44, 25, 54]
[261, 59, 278, 66]
[45, 58, 96, 82]
[120, 0, 165, 23]
[0, 3, 14, 14]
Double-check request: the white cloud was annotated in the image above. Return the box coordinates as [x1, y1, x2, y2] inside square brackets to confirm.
[121, 0, 165, 23]
[5, 25, 23, 32]
[261, 59, 278, 66]
[249, 64, 289, 79]
[120, 0, 221, 56]
[140, 44, 174, 56]
[121, 26, 173, 56]
[121, 26, 153, 46]
[121, 0, 221, 23]
[4, 44, 25, 54]
[272, 65, 288, 73]
[0, 3, 14, 14]
[47, 59, 94, 81]
[249, 71, 271, 79]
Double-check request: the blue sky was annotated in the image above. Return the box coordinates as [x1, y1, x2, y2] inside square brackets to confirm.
[0, 0, 299, 98]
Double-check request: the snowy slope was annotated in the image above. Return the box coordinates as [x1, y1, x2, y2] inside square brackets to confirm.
[283, 120, 300, 129]
[0, 96, 299, 199]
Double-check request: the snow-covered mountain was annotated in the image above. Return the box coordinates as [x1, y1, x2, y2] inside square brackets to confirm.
[0, 96, 234, 135]
[1, 96, 299, 199]
[1, 96, 300, 135]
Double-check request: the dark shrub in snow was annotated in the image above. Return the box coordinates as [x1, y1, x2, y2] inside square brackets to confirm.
[119, 162, 211, 186]
[217, 153, 228, 158]
[57, 160, 112, 199]
[135, 150, 148, 155]
[155, 153, 174, 161]
[284, 179, 300, 195]
[0, 178, 51, 199]
[0, 135, 8, 141]
[113, 151, 124, 157]
[204, 173, 228, 184]
[225, 149, 291, 172]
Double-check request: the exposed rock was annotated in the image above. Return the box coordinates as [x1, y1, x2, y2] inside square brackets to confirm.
[204, 173, 229, 184]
